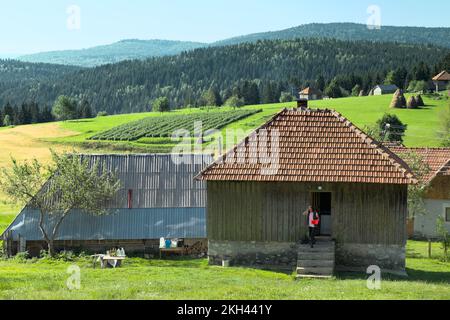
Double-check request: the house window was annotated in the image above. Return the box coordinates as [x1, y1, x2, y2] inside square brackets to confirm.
[128, 189, 133, 209]
[446, 207, 450, 222]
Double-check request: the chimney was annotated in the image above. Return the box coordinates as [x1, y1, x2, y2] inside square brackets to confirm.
[297, 98, 308, 109]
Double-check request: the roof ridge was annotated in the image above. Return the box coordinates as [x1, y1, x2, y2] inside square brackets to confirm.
[330, 110, 417, 183]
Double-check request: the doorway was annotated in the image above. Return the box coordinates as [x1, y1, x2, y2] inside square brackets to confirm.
[311, 192, 332, 236]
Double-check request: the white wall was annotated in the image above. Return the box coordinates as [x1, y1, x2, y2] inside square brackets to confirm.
[373, 88, 383, 96]
[414, 199, 450, 239]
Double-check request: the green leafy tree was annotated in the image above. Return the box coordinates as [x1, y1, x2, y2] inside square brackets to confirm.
[384, 67, 408, 89]
[438, 103, 450, 146]
[3, 114, 11, 127]
[201, 88, 222, 107]
[152, 97, 171, 112]
[316, 75, 326, 92]
[376, 114, 407, 143]
[324, 79, 342, 98]
[401, 151, 431, 219]
[351, 84, 361, 97]
[224, 95, 245, 108]
[279, 92, 294, 103]
[78, 100, 93, 119]
[0, 151, 121, 257]
[436, 217, 450, 261]
[52, 96, 78, 121]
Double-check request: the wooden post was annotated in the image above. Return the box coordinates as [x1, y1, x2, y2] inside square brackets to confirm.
[428, 239, 432, 259]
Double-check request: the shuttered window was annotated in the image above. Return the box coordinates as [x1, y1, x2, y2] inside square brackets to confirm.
[446, 207, 450, 222]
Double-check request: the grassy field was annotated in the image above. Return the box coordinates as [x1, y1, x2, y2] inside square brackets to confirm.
[0, 93, 448, 221]
[0, 241, 448, 300]
[54, 93, 449, 149]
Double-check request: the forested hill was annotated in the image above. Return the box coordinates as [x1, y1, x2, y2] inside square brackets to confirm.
[1, 38, 448, 114]
[0, 60, 81, 83]
[18, 40, 207, 67]
[15, 23, 450, 68]
[214, 23, 450, 48]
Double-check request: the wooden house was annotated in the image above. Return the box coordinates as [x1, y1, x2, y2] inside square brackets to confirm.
[298, 87, 323, 100]
[392, 147, 450, 239]
[432, 71, 450, 92]
[196, 108, 416, 276]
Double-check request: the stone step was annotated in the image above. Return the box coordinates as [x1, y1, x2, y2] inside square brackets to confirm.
[296, 274, 333, 280]
[298, 246, 335, 254]
[297, 266, 334, 276]
[297, 259, 334, 268]
[298, 252, 335, 260]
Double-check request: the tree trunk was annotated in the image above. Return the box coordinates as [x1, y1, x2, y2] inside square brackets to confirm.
[48, 240, 55, 258]
[38, 211, 52, 257]
[38, 210, 70, 258]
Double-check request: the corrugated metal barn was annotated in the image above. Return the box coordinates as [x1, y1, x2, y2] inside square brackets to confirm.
[2, 154, 213, 256]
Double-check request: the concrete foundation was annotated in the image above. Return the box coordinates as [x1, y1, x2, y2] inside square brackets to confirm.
[208, 240, 298, 269]
[335, 243, 406, 273]
[209, 240, 406, 273]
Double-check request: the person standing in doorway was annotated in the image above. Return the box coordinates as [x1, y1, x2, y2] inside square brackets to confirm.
[303, 206, 319, 248]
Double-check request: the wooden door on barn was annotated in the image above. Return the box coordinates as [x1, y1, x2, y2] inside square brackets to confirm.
[311, 192, 332, 236]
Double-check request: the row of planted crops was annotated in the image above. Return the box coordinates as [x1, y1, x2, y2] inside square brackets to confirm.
[89, 109, 262, 141]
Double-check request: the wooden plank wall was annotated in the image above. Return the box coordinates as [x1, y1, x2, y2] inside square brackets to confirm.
[207, 181, 408, 245]
[426, 176, 450, 200]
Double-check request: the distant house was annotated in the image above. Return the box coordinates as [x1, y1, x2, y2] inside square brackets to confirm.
[298, 87, 323, 100]
[432, 71, 450, 92]
[2, 154, 213, 256]
[373, 84, 399, 95]
[392, 147, 450, 239]
[197, 108, 416, 276]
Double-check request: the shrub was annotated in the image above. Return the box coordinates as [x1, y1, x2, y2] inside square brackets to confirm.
[224, 95, 245, 108]
[152, 97, 171, 112]
[436, 217, 450, 261]
[377, 113, 407, 143]
[97, 111, 108, 117]
[279, 92, 294, 103]
[13, 251, 29, 263]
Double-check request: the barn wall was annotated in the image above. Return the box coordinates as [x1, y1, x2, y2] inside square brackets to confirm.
[10, 238, 208, 257]
[207, 181, 408, 245]
[425, 176, 450, 200]
[207, 181, 408, 270]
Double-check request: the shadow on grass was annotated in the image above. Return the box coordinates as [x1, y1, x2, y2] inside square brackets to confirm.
[336, 268, 450, 284]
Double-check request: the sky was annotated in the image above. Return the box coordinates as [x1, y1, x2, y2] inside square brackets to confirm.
[0, 0, 449, 56]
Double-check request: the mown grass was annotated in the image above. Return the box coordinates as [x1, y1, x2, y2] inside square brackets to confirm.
[0, 241, 448, 300]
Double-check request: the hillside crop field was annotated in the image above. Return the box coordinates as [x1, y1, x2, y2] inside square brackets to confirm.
[89, 109, 262, 141]
[0, 93, 448, 223]
[0, 241, 448, 300]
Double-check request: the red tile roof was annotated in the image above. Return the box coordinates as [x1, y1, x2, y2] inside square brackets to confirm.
[432, 71, 450, 81]
[391, 147, 450, 183]
[299, 87, 322, 95]
[197, 109, 416, 184]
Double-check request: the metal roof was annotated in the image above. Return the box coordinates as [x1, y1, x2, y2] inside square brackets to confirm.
[80, 154, 213, 208]
[6, 208, 206, 241]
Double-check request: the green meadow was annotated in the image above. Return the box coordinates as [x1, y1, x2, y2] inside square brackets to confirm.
[0, 241, 448, 300]
[52, 93, 449, 152]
